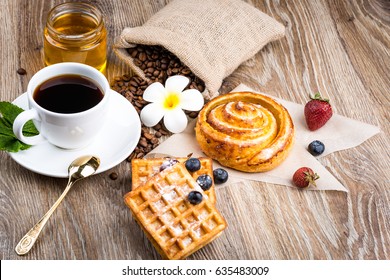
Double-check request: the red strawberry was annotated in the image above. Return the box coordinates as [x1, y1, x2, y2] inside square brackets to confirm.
[304, 93, 333, 131]
[292, 167, 319, 188]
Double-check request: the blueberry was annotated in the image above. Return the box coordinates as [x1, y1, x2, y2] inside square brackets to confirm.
[308, 140, 325, 156]
[188, 191, 203, 204]
[196, 174, 213, 191]
[159, 158, 179, 171]
[213, 168, 228, 184]
[185, 158, 201, 172]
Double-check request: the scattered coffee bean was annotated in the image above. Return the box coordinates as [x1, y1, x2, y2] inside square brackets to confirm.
[17, 68, 27, 75]
[153, 124, 162, 130]
[109, 172, 118, 180]
[139, 138, 148, 148]
[188, 111, 199, 118]
[136, 152, 144, 159]
[143, 132, 153, 140]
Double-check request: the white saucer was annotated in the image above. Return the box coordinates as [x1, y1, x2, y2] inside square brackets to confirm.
[9, 90, 141, 178]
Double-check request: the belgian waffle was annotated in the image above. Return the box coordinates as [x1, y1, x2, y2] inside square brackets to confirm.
[124, 163, 227, 260]
[131, 157, 216, 204]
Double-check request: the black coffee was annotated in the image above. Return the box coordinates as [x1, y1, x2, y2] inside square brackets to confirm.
[33, 74, 104, 113]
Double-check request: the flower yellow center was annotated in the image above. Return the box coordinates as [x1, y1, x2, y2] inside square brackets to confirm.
[163, 93, 180, 110]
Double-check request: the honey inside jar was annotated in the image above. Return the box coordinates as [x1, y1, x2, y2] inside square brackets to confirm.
[44, 3, 107, 74]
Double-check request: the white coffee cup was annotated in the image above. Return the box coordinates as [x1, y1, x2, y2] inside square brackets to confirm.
[13, 62, 110, 149]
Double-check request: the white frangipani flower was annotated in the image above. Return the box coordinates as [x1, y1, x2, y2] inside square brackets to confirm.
[140, 75, 204, 133]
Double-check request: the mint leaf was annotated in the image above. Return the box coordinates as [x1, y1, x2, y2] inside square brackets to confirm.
[0, 101, 38, 152]
[0, 134, 31, 152]
[23, 119, 39, 135]
[0, 101, 24, 125]
[0, 118, 14, 137]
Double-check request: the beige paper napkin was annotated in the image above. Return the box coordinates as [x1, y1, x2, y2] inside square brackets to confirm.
[147, 84, 380, 192]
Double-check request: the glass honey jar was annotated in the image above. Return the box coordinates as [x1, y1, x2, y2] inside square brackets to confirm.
[44, 2, 107, 74]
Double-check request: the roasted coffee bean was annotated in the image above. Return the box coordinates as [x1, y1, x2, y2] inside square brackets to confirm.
[136, 153, 144, 159]
[17, 68, 27, 75]
[134, 101, 143, 108]
[143, 132, 153, 140]
[138, 52, 147, 62]
[130, 49, 138, 58]
[188, 111, 199, 118]
[158, 72, 166, 80]
[134, 59, 142, 67]
[139, 138, 148, 148]
[124, 92, 133, 100]
[129, 80, 138, 87]
[109, 172, 118, 180]
[181, 68, 191, 75]
[122, 74, 131, 81]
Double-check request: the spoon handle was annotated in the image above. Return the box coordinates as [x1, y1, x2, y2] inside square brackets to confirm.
[15, 181, 74, 255]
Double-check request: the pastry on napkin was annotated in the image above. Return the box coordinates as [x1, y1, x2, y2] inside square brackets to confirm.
[195, 91, 295, 172]
[114, 0, 285, 99]
[147, 84, 380, 192]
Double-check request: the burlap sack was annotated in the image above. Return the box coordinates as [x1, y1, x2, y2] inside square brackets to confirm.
[114, 0, 285, 99]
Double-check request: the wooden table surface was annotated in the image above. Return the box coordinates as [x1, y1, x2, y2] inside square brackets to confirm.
[0, 0, 389, 260]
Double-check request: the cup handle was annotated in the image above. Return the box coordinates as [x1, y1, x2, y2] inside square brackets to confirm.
[13, 109, 45, 145]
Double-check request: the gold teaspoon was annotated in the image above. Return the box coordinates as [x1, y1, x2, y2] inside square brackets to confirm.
[15, 155, 100, 256]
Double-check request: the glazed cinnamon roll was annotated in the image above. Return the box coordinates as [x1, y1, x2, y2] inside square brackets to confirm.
[195, 92, 294, 172]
